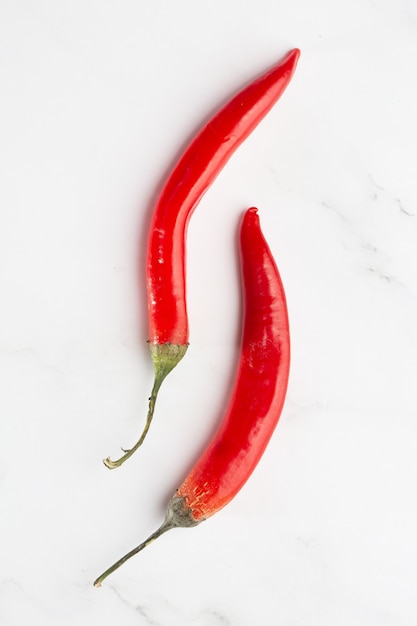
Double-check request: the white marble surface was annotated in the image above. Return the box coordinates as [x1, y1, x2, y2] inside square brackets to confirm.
[1, 1, 417, 624]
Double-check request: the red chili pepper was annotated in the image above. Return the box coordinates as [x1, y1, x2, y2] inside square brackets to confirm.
[104, 49, 299, 468]
[94, 207, 290, 585]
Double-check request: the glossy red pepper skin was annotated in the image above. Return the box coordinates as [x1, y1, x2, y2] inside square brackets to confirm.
[94, 207, 290, 585]
[147, 48, 299, 347]
[103, 49, 299, 468]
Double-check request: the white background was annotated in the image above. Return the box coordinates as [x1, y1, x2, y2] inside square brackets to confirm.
[1, 1, 417, 624]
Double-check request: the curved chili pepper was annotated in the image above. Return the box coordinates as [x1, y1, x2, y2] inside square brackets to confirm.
[94, 207, 290, 585]
[104, 49, 299, 468]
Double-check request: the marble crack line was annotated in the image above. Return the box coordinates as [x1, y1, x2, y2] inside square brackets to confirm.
[367, 265, 405, 289]
[108, 585, 234, 626]
[368, 173, 415, 217]
[201, 608, 233, 626]
[108, 584, 163, 626]
[396, 198, 415, 217]
[322, 201, 404, 289]
[0, 578, 50, 618]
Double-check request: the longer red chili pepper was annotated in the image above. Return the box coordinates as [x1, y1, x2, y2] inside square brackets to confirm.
[94, 207, 290, 585]
[104, 49, 299, 468]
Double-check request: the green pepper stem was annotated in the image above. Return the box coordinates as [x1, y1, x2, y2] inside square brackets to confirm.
[93, 495, 200, 587]
[93, 520, 172, 587]
[103, 343, 188, 469]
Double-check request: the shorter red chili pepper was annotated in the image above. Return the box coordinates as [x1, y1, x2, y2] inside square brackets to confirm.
[94, 207, 290, 586]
